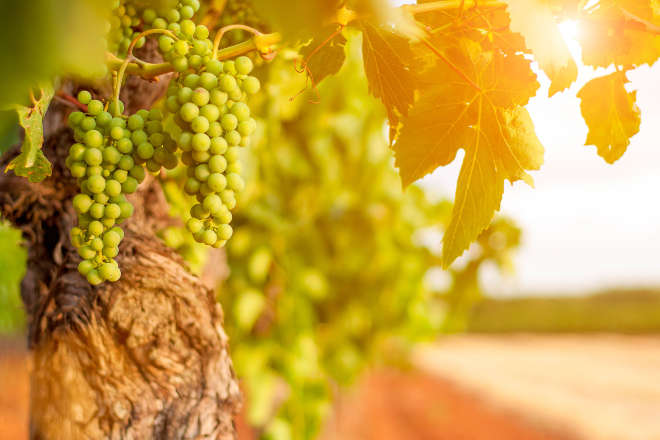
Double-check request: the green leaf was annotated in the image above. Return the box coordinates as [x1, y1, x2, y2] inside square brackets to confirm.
[300, 26, 347, 85]
[0, 222, 27, 333]
[360, 22, 416, 126]
[393, 41, 543, 267]
[5, 85, 54, 183]
[0, 110, 19, 154]
[577, 71, 641, 164]
[504, 0, 577, 96]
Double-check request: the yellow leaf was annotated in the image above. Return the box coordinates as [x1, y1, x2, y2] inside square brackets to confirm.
[504, 0, 577, 96]
[577, 71, 641, 163]
[393, 42, 543, 267]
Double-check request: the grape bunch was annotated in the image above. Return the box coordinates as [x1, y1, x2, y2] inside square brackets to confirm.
[142, 2, 260, 247]
[167, 55, 260, 247]
[66, 91, 178, 285]
[68, 0, 263, 284]
[107, 0, 143, 56]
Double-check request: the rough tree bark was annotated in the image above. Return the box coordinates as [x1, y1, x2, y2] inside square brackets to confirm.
[0, 48, 241, 439]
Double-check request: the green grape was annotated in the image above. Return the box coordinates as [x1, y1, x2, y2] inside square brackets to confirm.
[73, 194, 93, 213]
[137, 142, 155, 160]
[201, 229, 217, 245]
[186, 218, 203, 234]
[84, 130, 104, 148]
[227, 173, 244, 191]
[184, 73, 200, 88]
[207, 173, 227, 191]
[69, 111, 85, 126]
[86, 269, 103, 285]
[235, 56, 253, 75]
[80, 117, 96, 132]
[217, 224, 233, 240]
[122, 177, 138, 194]
[87, 175, 106, 193]
[221, 114, 238, 131]
[103, 246, 119, 258]
[77, 90, 92, 105]
[87, 100, 104, 116]
[78, 260, 94, 276]
[192, 133, 210, 151]
[190, 115, 209, 133]
[202, 194, 222, 214]
[208, 155, 227, 173]
[242, 76, 261, 94]
[103, 230, 121, 248]
[194, 164, 210, 181]
[200, 104, 220, 121]
[180, 102, 200, 121]
[191, 88, 209, 106]
[89, 220, 104, 236]
[105, 179, 122, 197]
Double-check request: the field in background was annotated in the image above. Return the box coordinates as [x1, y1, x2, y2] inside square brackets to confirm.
[468, 289, 660, 333]
[4, 289, 660, 439]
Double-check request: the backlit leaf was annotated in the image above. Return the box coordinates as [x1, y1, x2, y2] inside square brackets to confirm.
[394, 41, 543, 267]
[577, 71, 641, 163]
[578, 0, 660, 67]
[360, 22, 416, 127]
[504, 0, 578, 96]
[300, 26, 347, 85]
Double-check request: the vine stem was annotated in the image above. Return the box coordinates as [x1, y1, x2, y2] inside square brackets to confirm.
[112, 29, 178, 114]
[106, 32, 281, 81]
[212, 24, 264, 59]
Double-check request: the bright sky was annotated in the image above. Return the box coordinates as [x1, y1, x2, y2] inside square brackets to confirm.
[417, 21, 660, 296]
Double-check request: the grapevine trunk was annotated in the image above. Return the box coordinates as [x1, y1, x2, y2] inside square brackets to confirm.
[0, 75, 241, 439]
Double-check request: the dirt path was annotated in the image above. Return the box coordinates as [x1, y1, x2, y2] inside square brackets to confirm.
[321, 369, 576, 440]
[415, 335, 660, 440]
[4, 335, 658, 439]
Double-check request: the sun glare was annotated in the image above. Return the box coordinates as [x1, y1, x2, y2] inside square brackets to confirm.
[559, 19, 580, 42]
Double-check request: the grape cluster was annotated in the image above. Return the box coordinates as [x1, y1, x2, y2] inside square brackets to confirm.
[167, 55, 260, 247]
[70, 0, 263, 284]
[66, 92, 177, 284]
[108, 0, 143, 56]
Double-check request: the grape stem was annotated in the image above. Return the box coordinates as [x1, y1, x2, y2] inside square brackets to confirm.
[211, 24, 265, 59]
[106, 32, 281, 82]
[112, 29, 179, 115]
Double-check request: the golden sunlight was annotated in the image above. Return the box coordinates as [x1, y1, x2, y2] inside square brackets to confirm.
[558, 19, 580, 41]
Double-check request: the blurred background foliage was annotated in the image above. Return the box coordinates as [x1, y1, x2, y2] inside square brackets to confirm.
[156, 33, 522, 439]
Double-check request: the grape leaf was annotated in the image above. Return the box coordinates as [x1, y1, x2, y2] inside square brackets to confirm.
[578, 0, 660, 67]
[577, 71, 641, 164]
[393, 42, 543, 267]
[504, 0, 577, 96]
[5, 85, 54, 183]
[300, 26, 347, 85]
[360, 22, 415, 127]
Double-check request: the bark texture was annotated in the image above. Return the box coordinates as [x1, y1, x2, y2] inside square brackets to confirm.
[0, 57, 241, 439]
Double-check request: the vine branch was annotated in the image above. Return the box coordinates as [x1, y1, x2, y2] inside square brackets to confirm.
[105, 32, 281, 81]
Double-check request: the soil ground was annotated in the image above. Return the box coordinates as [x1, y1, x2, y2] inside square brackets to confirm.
[4, 335, 659, 439]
